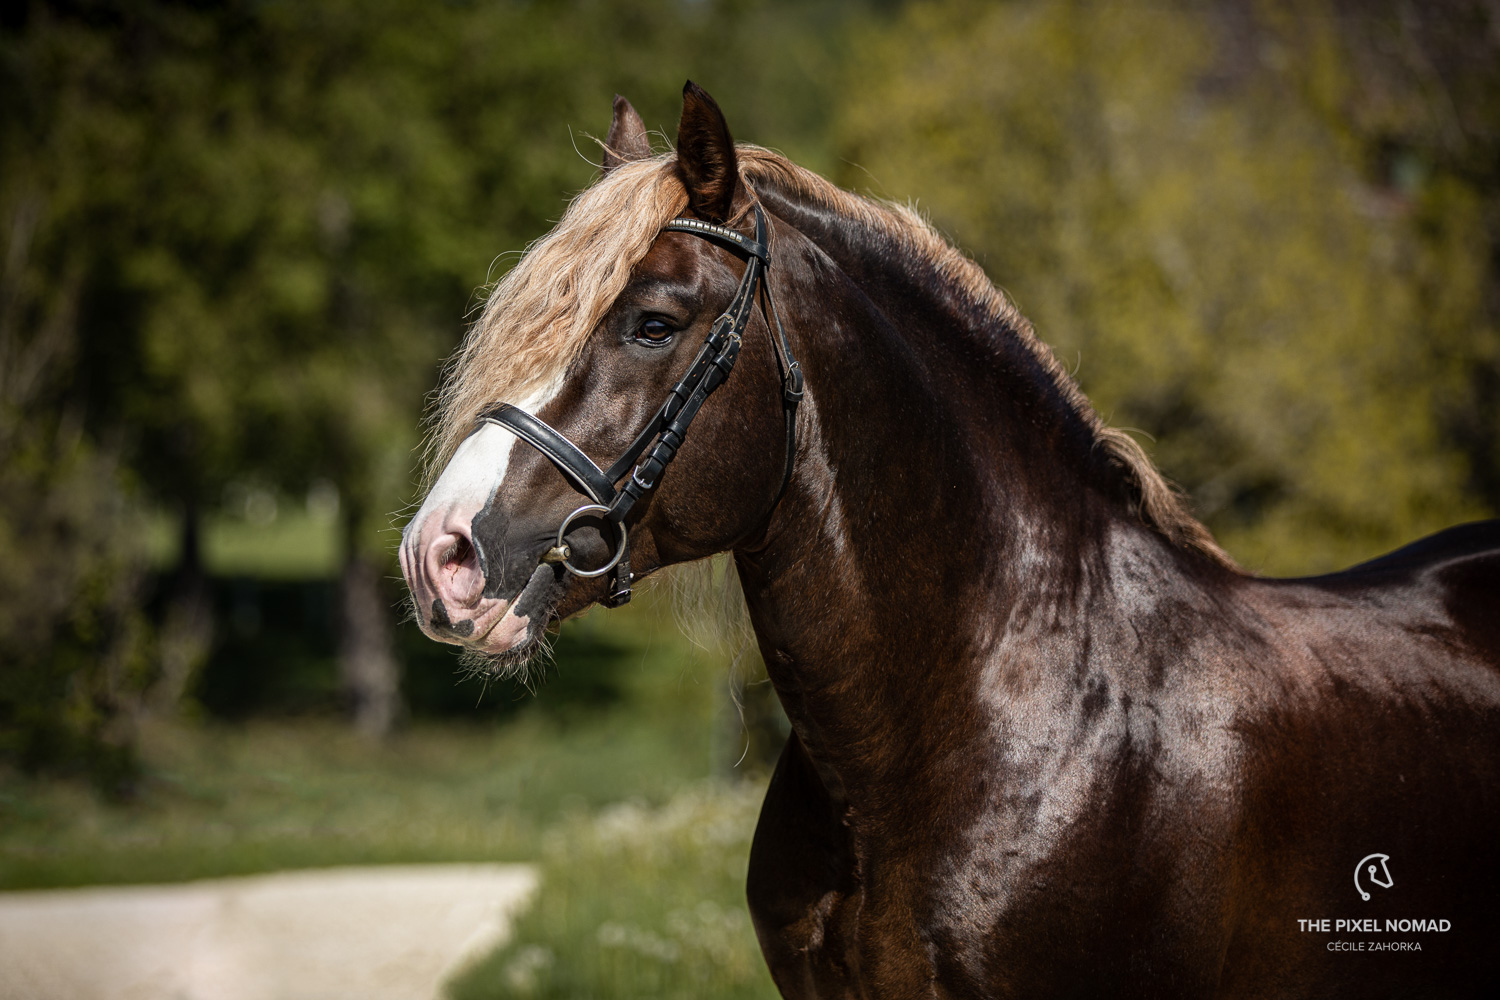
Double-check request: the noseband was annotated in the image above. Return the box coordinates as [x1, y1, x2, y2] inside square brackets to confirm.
[479, 203, 802, 607]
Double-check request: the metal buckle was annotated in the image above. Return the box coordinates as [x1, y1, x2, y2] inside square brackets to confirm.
[553, 504, 628, 578]
[605, 577, 633, 608]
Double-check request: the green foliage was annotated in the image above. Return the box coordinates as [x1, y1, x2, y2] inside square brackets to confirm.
[447, 783, 777, 1000]
[0, 585, 732, 890]
[0, 31, 150, 787]
[0, 434, 146, 794]
[12, 0, 852, 503]
[1260, 0, 1500, 515]
[6, 0, 855, 532]
[838, 0, 1494, 573]
[0, 0, 856, 752]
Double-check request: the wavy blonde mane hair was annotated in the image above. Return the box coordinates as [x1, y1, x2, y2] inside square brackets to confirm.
[428, 156, 690, 476]
[428, 145, 1231, 567]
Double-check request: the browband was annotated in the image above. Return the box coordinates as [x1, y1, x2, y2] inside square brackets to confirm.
[661, 217, 769, 263]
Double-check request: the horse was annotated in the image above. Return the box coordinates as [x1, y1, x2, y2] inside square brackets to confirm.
[400, 83, 1500, 998]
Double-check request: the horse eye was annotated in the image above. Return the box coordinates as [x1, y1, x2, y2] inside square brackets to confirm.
[635, 318, 674, 346]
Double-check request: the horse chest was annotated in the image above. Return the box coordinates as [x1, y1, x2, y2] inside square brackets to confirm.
[753, 831, 1226, 999]
[748, 722, 1239, 998]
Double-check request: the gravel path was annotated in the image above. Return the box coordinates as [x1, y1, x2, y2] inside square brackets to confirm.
[0, 864, 537, 1000]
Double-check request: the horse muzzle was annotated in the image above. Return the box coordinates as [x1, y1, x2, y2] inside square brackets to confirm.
[399, 500, 551, 655]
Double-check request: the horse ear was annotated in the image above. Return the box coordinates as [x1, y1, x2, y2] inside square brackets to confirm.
[602, 95, 651, 174]
[675, 80, 738, 222]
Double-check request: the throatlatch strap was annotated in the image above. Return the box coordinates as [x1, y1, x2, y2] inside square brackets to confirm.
[760, 266, 802, 512]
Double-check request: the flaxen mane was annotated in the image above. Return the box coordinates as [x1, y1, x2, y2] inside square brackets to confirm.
[429, 157, 689, 476]
[430, 146, 1232, 567]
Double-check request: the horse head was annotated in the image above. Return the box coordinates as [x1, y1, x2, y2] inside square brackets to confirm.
[400, 83, 797, 670]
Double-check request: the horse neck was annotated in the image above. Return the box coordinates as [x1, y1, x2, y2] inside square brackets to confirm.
[734, 190, 1190, 806]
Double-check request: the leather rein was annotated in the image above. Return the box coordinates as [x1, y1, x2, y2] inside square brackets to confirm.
[478, 203, 802, 608]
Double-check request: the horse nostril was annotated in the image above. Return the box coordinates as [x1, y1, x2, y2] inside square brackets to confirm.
[423, 526, 486, 610]
[442, 534, 475, 573]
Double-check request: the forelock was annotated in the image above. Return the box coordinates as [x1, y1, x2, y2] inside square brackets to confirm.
[428, 155, 689, 479]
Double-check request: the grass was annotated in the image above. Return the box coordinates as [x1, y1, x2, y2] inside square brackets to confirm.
[448, 782, 780, 1000]
[0, 713, 717, 889]
[0, 580, 784, 998]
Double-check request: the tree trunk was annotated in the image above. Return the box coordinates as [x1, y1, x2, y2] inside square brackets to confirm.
[151, 502, 213, 715]
[338, 551, 403, 739]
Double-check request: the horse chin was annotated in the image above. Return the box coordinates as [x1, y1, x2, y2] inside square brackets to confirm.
[458, 565, 565, 680]
[457, 609, 555, 682]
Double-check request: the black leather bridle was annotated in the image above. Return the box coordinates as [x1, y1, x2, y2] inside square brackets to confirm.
[479, 203, 801, 607]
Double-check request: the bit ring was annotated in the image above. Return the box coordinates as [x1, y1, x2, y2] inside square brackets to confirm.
[554, 504, 627, 578]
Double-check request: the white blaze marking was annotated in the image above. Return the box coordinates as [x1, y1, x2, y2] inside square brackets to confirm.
[404, 377, 566, 553]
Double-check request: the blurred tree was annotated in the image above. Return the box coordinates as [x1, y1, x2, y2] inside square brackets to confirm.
[837, 0, 1491, 574]
[2, 0, 857, 750]
[1256, 0, 1500, 516]
[0, 51, 148, 791]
